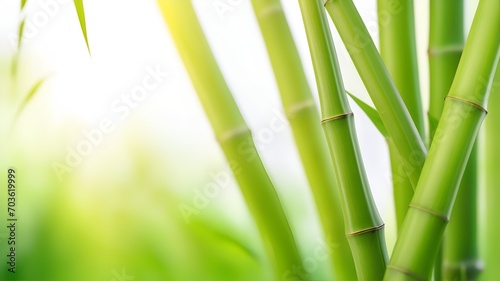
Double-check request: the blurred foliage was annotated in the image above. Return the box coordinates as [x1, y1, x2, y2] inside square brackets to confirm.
[0, 57, 280, 280]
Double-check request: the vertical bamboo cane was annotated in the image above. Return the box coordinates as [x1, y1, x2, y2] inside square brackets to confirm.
[157, 1, 303, 279]
[481, 64, 500, 281]
[384, 0, 500, 279]
[250, 0, 357, 279]
[325, 0, 427, 190]
[298, 0, 388, 280]
[377, 0, 424, 230]
[429, 2, 482, 280]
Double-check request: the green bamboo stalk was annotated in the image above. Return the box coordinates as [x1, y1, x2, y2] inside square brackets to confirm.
[156, 1, 303, 279]
[387, 142, 413, 229]
[377, 0, 423, 231]
[297, 1, 388, 280]
[325, 0, 427, 189]
[428, 0, 464, 139]
[428, 2, 464, 280]
[429, 2, 482, 280]
[384, 0, 500, 279]
[250, 0, 357, 280]
[481, 63, 500, 281]
[443, 145, 481, 281]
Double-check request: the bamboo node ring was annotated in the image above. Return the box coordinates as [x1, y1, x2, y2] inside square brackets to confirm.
[445, 95, 488, 114]
[387, 265, 427, 281]
[346, 223, 384, 237]
[321, 112, 353, 124]
[409, 204, 449, 222]
[217, 127, 250, 144]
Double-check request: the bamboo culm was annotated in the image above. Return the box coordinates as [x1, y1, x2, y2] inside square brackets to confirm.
[325, 0, 427, 189]
[298, 0, 388, 279]
[384, 0, 500, 279]
[250, 0, 357, 279]
[428, 2, 482, 279]
[481, 64, 500, 281]
[377, 0, 423, 231]
[157, 1, 303, 279]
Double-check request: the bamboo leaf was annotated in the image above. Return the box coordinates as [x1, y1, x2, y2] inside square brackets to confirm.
[73, 0, 91, 55]
[21, 0, 27, 10]
[14, 78, 46, 120]
[347, 92, 388, 138]
[17, 19, 26, 50]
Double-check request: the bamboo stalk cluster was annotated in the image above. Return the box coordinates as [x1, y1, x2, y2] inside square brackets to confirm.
[157, 0, 500, 280]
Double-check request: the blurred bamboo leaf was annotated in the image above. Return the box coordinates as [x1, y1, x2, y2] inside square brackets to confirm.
[347, 92, 388, 138]
[18, 19, 25, 50]
[13, 77, 46, 121]
[74, 0, 91, 55]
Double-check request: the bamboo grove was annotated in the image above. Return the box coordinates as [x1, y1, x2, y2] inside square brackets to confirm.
[59, 0, 500, 280]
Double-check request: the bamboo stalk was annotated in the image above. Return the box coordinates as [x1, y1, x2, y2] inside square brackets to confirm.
[387, 142, 413, 229]
[298, 0, 388, 279]
[325, 0, 427, 189]
[250, 0, 357, 279]
[156, 1, 303, 279]
[443, 145, 482, 281]
[428, 0, 464, 140]
[481, 63, 500, 281]
[384, 0, 500, 279]
[428, 2, 465, 280]
[429, 2, 482, 280]
[377, 0, 423, 230]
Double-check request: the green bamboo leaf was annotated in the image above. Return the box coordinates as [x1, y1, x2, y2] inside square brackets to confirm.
[21, 0, 27, 9]
[17, 19, 26, 50]
[73, 0, 91, 55]
[14, 78, 46, 120]
[347, 92, 388, 138]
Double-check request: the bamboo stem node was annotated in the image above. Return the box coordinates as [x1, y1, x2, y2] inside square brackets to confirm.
[216, 126, 251, 144]
[321, 112, 354, 124]
[445, 95, 488, 113]
[443, 260, 484, 274]
[256, 3, 282, 19]
[386, 265, 426, 281]
[346, 223, 384, 237]
[428, 45, 464, 56]
[285, 100, 316, 119]
[409, 204, 449, 222]
[323, 0, 333, 7]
